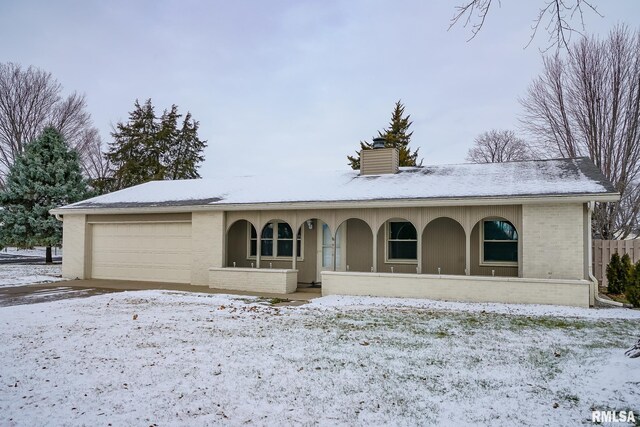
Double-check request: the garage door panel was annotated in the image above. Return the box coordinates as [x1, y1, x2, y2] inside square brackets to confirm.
[95, 238, 191, 253]
[96, 251, 189, 265]
[91, 222, 192, 283]
[92, 264, 190, 283]
[99, 239, 191, 253]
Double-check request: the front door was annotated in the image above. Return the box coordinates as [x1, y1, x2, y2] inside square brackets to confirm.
[316, 221, 347, 283]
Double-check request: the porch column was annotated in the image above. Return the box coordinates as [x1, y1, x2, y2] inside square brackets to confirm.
[465, 230, 471, 275]
[417, 232, 423, 274]
[585, 202, 594, 306]
[372, 229, 378, 272]
[256, 233, 261, 268]
[332, 236, 337, 271]
[292, 226, 298, 271]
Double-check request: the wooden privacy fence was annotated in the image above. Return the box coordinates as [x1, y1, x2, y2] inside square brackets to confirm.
[592, 239, 640, 286]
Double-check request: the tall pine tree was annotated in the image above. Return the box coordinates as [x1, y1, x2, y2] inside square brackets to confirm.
[348, 100, 422, 170]
[0, 127, 91, 262]
[107, 99, 206, 190]
[108, 99, 159, 190]
[166, 112, 206, 180]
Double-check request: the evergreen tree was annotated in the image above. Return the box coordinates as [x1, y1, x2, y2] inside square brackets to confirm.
[166, 112, 206, 180]
[620, 253, 633, 290]
[0, 127, 91, 262]
[627, 260, 640, 308]
[348, 100, 422, 170]
[89, 176, 115, 195]
[107, 99, 158, 190]
[107, 99, 206, 190]
[606, 253, 623, 294]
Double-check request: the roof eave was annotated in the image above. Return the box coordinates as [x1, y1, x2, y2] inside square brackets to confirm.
[49, 192, 621, 216]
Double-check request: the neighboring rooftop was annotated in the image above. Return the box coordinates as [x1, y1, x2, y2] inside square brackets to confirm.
[58, 157, 618, 210]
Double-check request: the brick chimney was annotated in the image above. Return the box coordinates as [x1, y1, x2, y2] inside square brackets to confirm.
[360, 137, 399, 175]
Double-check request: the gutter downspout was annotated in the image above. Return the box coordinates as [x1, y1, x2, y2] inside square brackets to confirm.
[587, 201, 625, 307]
[591, 273, 625, 307]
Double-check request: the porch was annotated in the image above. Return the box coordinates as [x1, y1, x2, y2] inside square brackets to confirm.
[208, 204, 591, 306]
[221, 206, 522, 280]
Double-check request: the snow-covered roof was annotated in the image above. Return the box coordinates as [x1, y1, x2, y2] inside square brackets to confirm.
[58, 157, 617, 210]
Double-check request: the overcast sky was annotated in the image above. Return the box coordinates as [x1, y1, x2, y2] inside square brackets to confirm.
[2, 0, 640, 178]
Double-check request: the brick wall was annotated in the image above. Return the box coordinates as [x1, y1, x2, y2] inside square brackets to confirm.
[61, 214, 88, 279]
[191, 211, 225, 286]
[322, 271, 590, 307]
[522, 203, 584, 280]
[209, 268, 298, 294]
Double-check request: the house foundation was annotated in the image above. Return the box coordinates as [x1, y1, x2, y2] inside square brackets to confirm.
[321, 271, 591, 307]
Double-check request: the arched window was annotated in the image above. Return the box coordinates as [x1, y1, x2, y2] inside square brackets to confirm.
[249, 221, 302, 258]
[386, 221, 417, 261]
[481, 220, 518, 264]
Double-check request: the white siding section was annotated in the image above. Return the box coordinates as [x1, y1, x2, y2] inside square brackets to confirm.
[360, 148, 399, 175]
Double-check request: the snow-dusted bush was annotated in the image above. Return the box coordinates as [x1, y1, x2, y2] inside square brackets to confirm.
[606, 253, 624, 294]
[627, 261, 640, 308]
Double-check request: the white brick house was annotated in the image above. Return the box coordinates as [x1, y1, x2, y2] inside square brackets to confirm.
[51, 148, 619, 307]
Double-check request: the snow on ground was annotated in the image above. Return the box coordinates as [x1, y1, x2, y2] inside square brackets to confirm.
[1, 290, 638, 426]
[312, 294, 640, 320]
[0, 264, 62, 288]
[1, 246, 63, 257]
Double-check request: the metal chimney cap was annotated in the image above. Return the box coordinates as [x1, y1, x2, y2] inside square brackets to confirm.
[372, 137, 386, 149]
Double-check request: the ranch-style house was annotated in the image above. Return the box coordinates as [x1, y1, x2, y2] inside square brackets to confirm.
[51, 147, 619, 307]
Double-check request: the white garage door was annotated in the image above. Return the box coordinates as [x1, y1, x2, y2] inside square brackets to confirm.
[91, 222, 192, 283]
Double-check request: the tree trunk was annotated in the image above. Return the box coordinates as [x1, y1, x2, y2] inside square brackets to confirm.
[45, 246, 52, 264]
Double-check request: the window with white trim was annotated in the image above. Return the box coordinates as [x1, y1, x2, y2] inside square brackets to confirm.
[481, 220, 518, 264]
[386, 221, 417, 261]
[249, 222, 302, 258]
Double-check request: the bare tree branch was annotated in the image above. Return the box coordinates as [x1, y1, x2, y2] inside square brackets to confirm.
[449, 0, 495, 42]
[520, 25, 640, 239]
[450, 0, 602, 50]
[0, 62, 103, 185]
[466, 129, 531, 163]
[76, 127, 110, 181]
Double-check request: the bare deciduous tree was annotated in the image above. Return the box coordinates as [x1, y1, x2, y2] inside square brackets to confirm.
[0, 62, 102, 187]
[77, 127, 113, 194]
[450, 0, 601, 50]
[466, 129, 531, 163]
[520, 25, 640, 239]
[76, 128, 110, 180]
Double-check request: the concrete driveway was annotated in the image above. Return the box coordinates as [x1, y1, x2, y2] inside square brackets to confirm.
[0, 283, 120, 307]
[0, 279, 321, 307]
[65, 279, 322, 301]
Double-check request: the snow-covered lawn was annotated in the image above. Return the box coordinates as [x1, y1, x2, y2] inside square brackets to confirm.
[0, 264, 62, 288]
[1, 246, 63, 257]
[1, 291, 639, 425]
